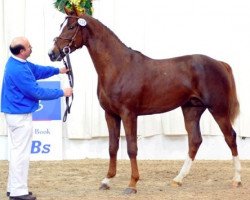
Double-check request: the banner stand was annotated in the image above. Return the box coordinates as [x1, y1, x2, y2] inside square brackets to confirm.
[30, 81, 62, 161]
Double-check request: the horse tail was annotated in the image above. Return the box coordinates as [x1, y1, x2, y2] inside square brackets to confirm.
[221, 61, 240, 124]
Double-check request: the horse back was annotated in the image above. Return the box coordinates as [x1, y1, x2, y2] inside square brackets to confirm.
[97, 53, 237, 117]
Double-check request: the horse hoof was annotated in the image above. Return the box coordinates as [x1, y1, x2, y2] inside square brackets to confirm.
[232, 181, 242, 188]
[123, 187, 137, 195]
[171, 180, 182, 187]
[99, 183, 110, 190]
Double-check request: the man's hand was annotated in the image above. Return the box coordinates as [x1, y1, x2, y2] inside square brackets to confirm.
[59, 67, 69, 74]
[63, 88, 73, 97]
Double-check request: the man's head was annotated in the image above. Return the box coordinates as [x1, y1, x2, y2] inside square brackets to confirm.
[9, 37, 32, 60]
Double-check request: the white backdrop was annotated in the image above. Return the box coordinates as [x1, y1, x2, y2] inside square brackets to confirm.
[1, 0, 250, 160]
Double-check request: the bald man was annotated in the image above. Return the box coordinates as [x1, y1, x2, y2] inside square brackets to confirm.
[1, 37, 73, 200]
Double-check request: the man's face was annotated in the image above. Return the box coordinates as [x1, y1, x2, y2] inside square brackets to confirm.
[21, 40, 32, 59]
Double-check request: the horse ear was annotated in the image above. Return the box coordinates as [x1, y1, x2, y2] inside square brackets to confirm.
[71, 4, 82, 16]
[63, 5, 85, 17]
[64, 6, 74, 15]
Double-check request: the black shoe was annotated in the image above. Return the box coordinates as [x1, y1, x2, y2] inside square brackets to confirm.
[7, 192, 33, 197]
[9, 194, 36, 200]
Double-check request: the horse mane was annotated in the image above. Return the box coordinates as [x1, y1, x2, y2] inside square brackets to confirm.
[84, 14, 146, 58]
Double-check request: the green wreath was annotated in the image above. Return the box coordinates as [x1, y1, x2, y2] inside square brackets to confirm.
[54, 0, 93, 16]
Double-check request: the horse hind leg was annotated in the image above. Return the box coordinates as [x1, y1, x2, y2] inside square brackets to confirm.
[100, 112, 121, 190]
[172, 105, 205, 186]
[209, 111, 241, 187]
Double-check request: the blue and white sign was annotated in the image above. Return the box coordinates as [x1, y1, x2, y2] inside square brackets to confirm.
[30, 121, 62, 160]
[32, 81, 61, 121]
[31, 81, 63, 160]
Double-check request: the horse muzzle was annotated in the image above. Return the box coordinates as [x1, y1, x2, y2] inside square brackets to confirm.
[48, 50, 62, 62]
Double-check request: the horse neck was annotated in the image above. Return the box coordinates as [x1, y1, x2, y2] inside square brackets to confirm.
[85, 17, 131, 76]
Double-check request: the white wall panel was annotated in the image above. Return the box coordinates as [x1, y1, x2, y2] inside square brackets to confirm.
[1, 0, 250, 160]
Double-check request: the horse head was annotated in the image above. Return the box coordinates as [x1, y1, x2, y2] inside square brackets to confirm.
[48, 7, 88, 61]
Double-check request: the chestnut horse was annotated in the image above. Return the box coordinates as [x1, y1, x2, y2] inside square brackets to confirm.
[49, 9, 241, 194]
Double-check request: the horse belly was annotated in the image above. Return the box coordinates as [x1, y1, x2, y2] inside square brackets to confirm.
[137, 88, 191, 115]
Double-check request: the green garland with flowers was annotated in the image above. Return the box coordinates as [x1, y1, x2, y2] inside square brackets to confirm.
[54, 0, 93, 15]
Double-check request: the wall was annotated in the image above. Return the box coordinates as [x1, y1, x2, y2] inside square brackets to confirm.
[1, 0, 250, 160]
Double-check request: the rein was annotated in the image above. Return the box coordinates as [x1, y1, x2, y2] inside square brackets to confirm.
[54, 15, 86, 121]
[62, 47, 74, 122]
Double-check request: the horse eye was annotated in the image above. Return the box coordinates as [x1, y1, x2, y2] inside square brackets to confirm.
[68, 25, 75, 30]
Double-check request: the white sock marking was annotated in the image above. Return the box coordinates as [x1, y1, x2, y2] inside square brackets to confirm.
[101, 177, 110, 185]
[173, 156, 193, 183]
[233, 156, 241, 182]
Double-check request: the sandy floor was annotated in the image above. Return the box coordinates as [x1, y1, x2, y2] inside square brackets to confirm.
[0, 159, 250, 200]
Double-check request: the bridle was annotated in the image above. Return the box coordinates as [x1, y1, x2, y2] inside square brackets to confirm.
[54, 15, 85, 59]
[53, 15, 86, 122]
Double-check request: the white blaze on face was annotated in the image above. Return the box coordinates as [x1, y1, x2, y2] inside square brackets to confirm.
[59, 18, 68, 32]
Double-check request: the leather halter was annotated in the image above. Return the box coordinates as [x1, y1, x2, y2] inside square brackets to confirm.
[53, 16, 85, 122]
[54, 15, 85, 57]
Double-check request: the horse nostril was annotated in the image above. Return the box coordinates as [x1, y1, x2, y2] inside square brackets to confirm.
[48, 51, 56, 61]
[49, 54, 54, 61]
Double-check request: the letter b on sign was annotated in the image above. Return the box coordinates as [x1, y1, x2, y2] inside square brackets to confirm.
[31, 140, 51, 154]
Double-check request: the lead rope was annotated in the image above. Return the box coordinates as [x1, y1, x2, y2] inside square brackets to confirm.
[62, 47, 74, 122]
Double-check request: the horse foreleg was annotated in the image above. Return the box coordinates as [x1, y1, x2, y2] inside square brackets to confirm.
[100, 159, 116, 190]
[122, 113, 139, 194]
[100, 112, 121, 190]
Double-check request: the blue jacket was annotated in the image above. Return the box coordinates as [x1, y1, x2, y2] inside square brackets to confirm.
[1, 56, 64, 114]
